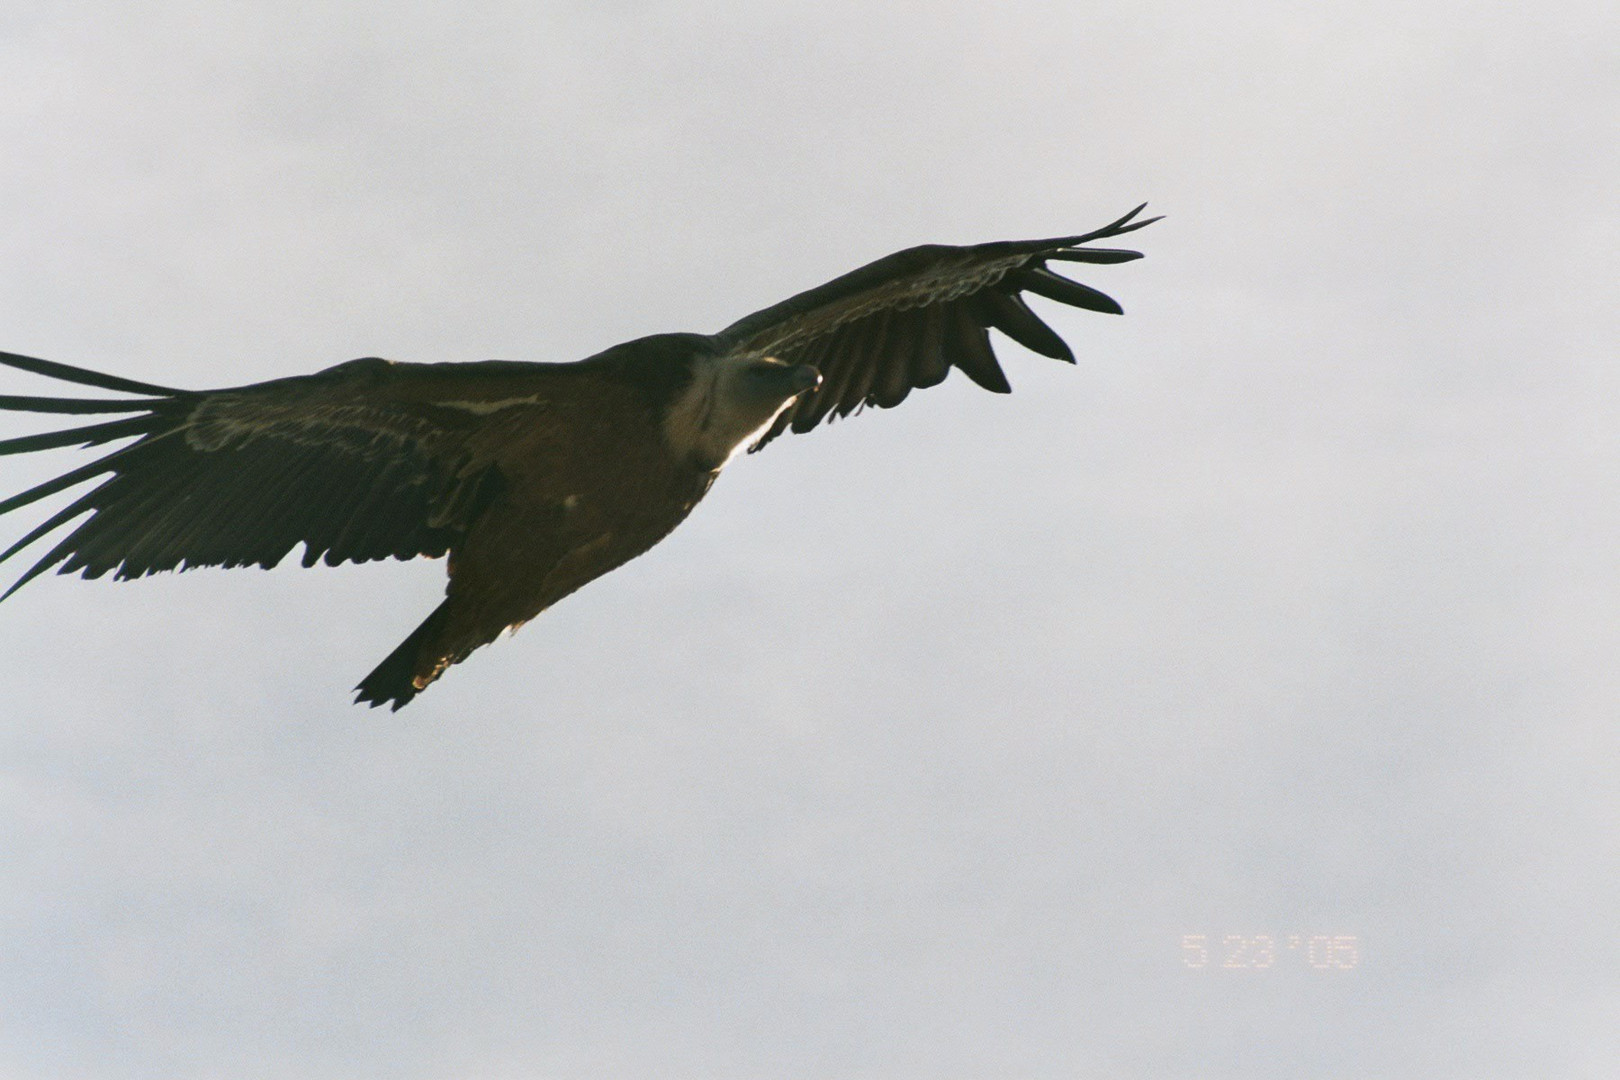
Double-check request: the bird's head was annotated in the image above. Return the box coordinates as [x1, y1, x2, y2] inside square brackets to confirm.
[664, 351, 821, 470]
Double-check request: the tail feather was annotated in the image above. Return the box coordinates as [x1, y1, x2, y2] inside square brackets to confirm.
[354, 600, 455, 711]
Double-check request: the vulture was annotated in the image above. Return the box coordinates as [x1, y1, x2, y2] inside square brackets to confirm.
[0, 205, 1158, 708]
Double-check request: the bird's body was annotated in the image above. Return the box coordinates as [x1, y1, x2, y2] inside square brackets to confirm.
[1, 206, 1158, 707]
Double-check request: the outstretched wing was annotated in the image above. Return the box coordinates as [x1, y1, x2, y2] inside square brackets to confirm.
[717, 204, 1159, 448]
[0, 351, 525, 600]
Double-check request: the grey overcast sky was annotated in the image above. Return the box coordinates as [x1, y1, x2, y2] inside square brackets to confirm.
[1, 3, 1615, 1078]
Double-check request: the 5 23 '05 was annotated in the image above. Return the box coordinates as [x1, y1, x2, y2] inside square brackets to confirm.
[1181, 934, 1359, 970]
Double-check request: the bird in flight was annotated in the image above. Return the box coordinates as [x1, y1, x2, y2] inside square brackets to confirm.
[1, 205, 1158, 708]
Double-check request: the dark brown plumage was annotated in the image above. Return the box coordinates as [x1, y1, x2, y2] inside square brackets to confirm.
[1, 205, 1158, 707]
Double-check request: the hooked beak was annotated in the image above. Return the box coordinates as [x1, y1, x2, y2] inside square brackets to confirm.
[786, 364, 822, 396]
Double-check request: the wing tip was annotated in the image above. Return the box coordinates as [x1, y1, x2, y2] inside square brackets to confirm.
[1114, 202, 1164, 231]
[0, 349, 193, 398]
[1071, 203, 1163, 245]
